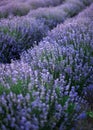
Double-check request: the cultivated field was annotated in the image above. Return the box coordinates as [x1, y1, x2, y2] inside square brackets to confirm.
[0, 0, 93, 130]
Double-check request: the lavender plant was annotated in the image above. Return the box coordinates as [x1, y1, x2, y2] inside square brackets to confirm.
[0, 59, 86, 130]
[0, 17, 49, 63]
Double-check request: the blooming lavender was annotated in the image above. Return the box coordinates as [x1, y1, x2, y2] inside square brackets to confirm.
[27, 0, 65, 9]
[0, 0, 65, 19]
[0, 0, 92, 63]
[28, 0, 90, 28]
[43, 3, 93, 92]
[0, 66, 85, 130]
[0, 17, 49, 63]
[0, 1, 93, 130]
[0, 0, 31, 18]
[0, 40, 89, 129]
[0, 36, 87, 129]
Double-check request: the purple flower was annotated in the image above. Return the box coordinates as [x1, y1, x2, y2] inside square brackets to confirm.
[77, 112, 87, 120]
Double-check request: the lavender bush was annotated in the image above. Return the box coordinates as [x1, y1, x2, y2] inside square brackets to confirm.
[0, 84, 84, 130]
[0, 17, 49, 63]
[0, 46, 87, 129]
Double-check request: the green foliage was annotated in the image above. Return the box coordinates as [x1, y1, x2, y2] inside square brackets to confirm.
[66, 103, 75, 114]
[0, 84, 10, 95]
[0, 80, 29, 96]
[87, 111, 93, 118]
[10, 80, 28, 95]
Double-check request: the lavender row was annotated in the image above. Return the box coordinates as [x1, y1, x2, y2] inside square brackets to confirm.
[42, 3, 93, 108]
[27, 0, 93, 28]
[27, 0, 65, 9]
[0, 0, 65, 18]
[0, 17, 49, 63]
[0, 0, 92, 63]
[43, 3, 93, 64]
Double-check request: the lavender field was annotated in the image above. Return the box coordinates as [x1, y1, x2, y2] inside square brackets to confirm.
[0, 0, 93, 130]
